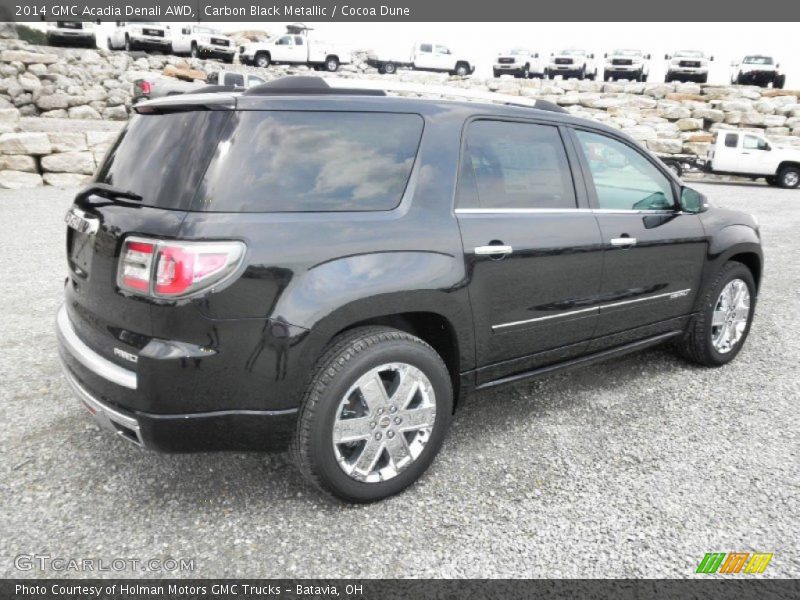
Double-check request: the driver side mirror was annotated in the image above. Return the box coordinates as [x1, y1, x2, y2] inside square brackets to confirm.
[710, 55, 715, 61]
[664, 54, 670, 60]
[680, 187, 709, 213]
[646, 54, 651, 60]
[534, 53, 539, 58]
[589, 53, 595, 59]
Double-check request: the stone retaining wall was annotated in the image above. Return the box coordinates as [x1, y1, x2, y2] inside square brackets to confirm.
[1, 35, 799, 189]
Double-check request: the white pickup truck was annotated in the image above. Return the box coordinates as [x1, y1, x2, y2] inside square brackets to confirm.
[239, 24, 351, 72]
[546, 49, 597, 80]
[45, 21, 96, 48]
[665, 50, 712, 83]
[106, 21, 172, 53]
[660, 131, 800, 189]
[603, 49, 650, 82]
[366, 42, 475, 76]
[171, 25, 235, 63]
[731, 55, 785, 88]
[493, 49, 544, 79]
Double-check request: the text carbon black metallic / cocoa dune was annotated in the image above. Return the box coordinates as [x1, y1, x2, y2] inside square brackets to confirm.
[57, 77, 763, 502]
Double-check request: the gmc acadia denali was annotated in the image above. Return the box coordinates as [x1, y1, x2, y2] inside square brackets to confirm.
[57, 77, 762, 503]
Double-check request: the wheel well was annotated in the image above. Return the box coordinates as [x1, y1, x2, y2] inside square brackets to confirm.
[334, 312, 461, 409]
[325, 54, 338, 61]
[778, 161, 800, 173]
[455, 61, 470, 70]
[730, 252, 762, 291]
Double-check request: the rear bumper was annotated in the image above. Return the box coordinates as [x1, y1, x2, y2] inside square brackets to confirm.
[56, 304, 298, 452]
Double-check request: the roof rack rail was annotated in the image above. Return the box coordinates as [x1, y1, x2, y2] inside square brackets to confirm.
[322, 78, 568, 113]
[243, 76, 386, 97]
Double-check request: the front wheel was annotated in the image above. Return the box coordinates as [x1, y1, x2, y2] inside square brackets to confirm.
[675, 261, 756, 366]
[777, 165, 800, 188]
[190, 44, 198, 59]
[255, 53, 270, 68]
[454, 63, 469, 77]
[293, 327, 453, 503]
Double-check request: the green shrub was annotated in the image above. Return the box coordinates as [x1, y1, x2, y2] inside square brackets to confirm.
[16, 25, 47, 46]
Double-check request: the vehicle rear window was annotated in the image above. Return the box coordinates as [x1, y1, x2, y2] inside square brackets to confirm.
[95, 111, 232, 210]
[195, 111, 424, 212]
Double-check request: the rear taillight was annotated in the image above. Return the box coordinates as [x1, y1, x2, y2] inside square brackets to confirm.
[117, 237, 246, 299]
[136, 80, 152, 96]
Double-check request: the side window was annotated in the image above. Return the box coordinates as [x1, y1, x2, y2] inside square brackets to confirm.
[223, 73, 245, 87]
[724, 133, 739, 148]
[458, 120, 577, 210]
[435, 45, 451, 55]
[276, 36, 292, 46]
[575, 130, 674, 211]
[419, 44, 433, 53]
[181, 27, 190, 35]
[744, 135, 768, 151]
[294, 36, 304, 45]
[247, 75, 265, 86]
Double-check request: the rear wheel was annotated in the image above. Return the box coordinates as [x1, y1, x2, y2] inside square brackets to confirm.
[124, 36, 131, 52]
[325, 56, 340, 72]
[383, 62, 397, 75]
[190, 43, 198, 59]
[454, 63, 469, 77]
[777, 165, 800, 188]
[774, 75, 785, 89]
[675, 262, 756, 366]
[293, 327, 453, 503]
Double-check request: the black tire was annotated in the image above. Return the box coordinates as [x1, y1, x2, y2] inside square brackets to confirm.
[777, 165, 800, 188]
[493, 69, 500, 78]
[224, 55, 234, 64]
[106, 38, 113, 51]
[587, 71, 596, 81]
[774, 74, 785, 89]
[383, 62, 397, 75]
[325, 56, 340, 72]
[765, 175, 778, 186]
[124, 37, 131, 52]
[665, 74, 672, 83]
[675, 261, 756, 367]
[698, 73, 708, 84]
[292, 326, 453, 503]
[577, 67, 585, 80]
[255, 53, 270, 68]
[190, 43, 198, 59]
[454, 63, 469, 77]
[642, 73, 648, 82]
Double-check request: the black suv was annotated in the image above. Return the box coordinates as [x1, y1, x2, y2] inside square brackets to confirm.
[57, 77, 762, 503]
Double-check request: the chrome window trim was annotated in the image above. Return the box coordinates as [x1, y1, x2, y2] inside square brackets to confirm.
[455, 208, 675, 215]
[56, 304, 137, 390]
[492, 288, 692, 331]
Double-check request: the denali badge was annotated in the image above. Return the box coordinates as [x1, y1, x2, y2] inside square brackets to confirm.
[64, 208, 99, 235]
[670, 289, 690, 299]
[113, 348, 138, 364]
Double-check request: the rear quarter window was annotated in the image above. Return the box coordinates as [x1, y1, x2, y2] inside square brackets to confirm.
[196, 111, 424, 212]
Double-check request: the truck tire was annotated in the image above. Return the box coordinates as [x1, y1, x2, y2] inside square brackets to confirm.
[777, 165, 800, 188]
[124, 36, 131, 52]
[292, 326, 453, 503]
[325, 56, 340, 72]
[516, 64, 529, 79]
[674, 261, 756, 367]
[774, 74, 785, 89]
[577, 66, 586, 80]
[255, 53, 270, 68]
[587, 70, 596, 81]
[698, 73, 708, 84]
[190, 43, 198, 59]
[383, 62, 397, 75]
[454, 63, 469, 77]
[765, 176, 778, 186]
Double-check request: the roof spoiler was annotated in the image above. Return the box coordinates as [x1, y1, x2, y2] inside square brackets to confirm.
[244, 76, 386, 96]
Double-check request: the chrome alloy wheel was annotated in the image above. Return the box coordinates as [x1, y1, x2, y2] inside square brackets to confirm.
[711, 278, 751, 354]
[783, 170, 800, 187]
[332, 363, 436, 483]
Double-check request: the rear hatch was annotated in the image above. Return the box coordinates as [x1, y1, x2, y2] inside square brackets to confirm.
[64, 108, 233, 368]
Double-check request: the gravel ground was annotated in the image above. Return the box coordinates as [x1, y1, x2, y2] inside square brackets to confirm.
[0, 182, 798, 579]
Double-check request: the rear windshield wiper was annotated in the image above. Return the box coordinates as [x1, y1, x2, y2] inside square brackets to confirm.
[75, 183, 143, 205]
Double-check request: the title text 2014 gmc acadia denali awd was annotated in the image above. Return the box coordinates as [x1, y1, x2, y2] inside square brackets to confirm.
[57, 77, 762, 503]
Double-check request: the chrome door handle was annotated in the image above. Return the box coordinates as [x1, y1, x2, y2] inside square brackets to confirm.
[610, 237, 637, 246]
[475, 245, 513, 256]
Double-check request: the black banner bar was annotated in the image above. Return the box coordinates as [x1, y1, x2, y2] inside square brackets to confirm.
[3, 580, 800, 600]
[1, 0, 800, 22]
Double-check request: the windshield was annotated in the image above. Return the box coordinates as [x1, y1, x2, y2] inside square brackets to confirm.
[559, 49, 585, 56]
[194, 26, 221, 35]
[675, 50, 703, 57]
[505, 48, 528, 55]
[743, 56, 774, 65]
[612, 49, 641, 56]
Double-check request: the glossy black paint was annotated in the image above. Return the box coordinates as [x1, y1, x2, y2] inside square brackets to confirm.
[58, 91, 763, 452]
